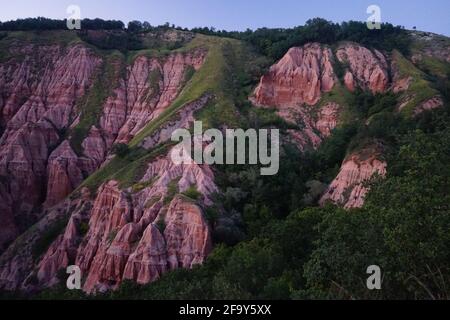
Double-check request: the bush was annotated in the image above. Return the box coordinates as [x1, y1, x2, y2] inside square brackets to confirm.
[182, 186, 201, 200]
[112, 143, 129, 158]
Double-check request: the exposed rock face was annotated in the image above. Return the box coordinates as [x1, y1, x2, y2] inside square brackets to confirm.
[285, 102, 340, 151]
[252, 43, 335, 107]
[391, 56, 412, 94]
[414, 96, 444, 115]
[251, 43, 343, 151]
[0, 183, 16, 252]
[0, 196, 91, 291]
[0, 42, 207, 250]
[320, 146, 387, 209]
[139, 94, 212, 149]
[336, 43, 389, 93]
[164, 196, 212, 269]
[251, 42, 392, 151]
[315, 102, 340, 137]
[31, 148, 216, 293]
[0, 35, 212, 293]
[99, 50, 206, 147]
[410, 31, 450, 63]
[0, 44, 101, 249]
[45, 141, 85, 207]
[122, 224, 167, 285]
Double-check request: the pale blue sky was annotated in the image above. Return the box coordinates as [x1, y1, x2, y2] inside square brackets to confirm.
[1, 0, 449, 35]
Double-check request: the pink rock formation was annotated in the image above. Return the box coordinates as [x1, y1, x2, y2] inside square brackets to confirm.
[390, 57, 412, 94]
[285, 102, 340, 151]
[164, 196, 212, 269]
[343, 72, 356, 92]
[0, 44, 101, 248]
[315, 102, 340, 137]
[320, 147, 387, 209]
[0, 183, 16, 252]
[414, 96, 444, 115]
[252, 43, 335, 107]
[99, 50, 206, 148]
[122, 224, 167, 285]
[33, 147, 216, 293]
[36, 215, 81, 287]
[336, 44, 389, 93]
[45, 141, 85, 207]
[0, 43, 207, 251]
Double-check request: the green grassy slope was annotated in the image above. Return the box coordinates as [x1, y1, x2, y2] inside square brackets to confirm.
[77, 33, 267, 191]
[392, 50, 441, 116]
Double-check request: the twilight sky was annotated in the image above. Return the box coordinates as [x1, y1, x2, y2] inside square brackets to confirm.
[1, 0, 449, 36]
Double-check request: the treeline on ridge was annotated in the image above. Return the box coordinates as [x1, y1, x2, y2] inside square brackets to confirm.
[0, 17, 412, 58]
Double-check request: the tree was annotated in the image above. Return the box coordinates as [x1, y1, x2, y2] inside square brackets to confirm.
[112, 143, 129, 158]
[127, 20, 143, 33]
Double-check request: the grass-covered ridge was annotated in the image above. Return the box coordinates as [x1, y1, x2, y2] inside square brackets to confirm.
[129, 34, 260, 147]
[70, 50, 125, 155]
[78, 142, 174, 192]
[77, 33, 267, 192]
[392, 50, 441, 116]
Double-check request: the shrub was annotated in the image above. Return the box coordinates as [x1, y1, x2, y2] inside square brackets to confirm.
[182, 186, 201, 200]
[112, 143, 130, 158]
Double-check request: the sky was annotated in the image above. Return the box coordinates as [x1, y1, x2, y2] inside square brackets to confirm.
[1, 0, 449, 36]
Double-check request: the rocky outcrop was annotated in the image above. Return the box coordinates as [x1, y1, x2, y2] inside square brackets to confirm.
[410, 31, 450, 63]
[0, 41, 207, 251]
[0, 195, 91, 291]
[250, 43, 342, 151]
[390, 55, 413, 94]
[336, 43, 389, 93]
[99, 50, 206, 148]
[315, 102, 340, 137]
[320, 146, 387, 209]
[0, 44, 101, 249]
[285, 102, 340, 151]
[164, 196, 212, 269]
[122, 224, 167, 285]
[252, 43, 335, 107]
[251, 42, 392, 151]
[44, 141, 85, 207]
[0, 35, 213, 293]
[413, 96, 444, 116]
[29, 147, 216, 293]
[139, 94, 212, 149]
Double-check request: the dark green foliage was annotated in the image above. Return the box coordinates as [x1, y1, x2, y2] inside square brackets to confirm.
[163, 179, 179, 205]
[194, 18, 411, 60]
[156, 219, 166, 233]
[0, 18, 124, 31]
[77, 30, 144, 51]
[70, 56, 121, 155]
[182, 186, 202, 200]
[112, 143, 130, 158]
[354, 91, 398, 117]
[303, 128, 450, 299]
[32, 217, 69, 259]
[5, 16, 447, 301]
[1, 18, 411, 60]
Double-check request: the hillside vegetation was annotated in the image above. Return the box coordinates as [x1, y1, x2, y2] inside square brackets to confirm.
[0, 18, 448, 300]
